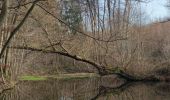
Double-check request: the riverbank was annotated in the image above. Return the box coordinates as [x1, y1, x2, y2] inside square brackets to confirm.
[19, 73, 100, 81]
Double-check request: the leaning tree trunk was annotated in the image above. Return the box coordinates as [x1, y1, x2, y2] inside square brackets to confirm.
[8, 46, 167, 82]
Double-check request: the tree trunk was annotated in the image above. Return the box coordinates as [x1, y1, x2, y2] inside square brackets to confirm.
[8, 46, 169, 82]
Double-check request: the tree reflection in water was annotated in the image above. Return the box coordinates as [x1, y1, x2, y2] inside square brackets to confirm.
[0, 77, 170, 100]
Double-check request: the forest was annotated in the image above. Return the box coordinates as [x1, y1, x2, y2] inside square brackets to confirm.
[0, 0, 169, 100]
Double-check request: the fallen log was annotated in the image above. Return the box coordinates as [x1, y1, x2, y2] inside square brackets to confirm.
[8, 46, 170, 82]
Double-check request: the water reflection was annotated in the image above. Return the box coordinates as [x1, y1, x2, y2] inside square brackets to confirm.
[0, 76, 170, 100]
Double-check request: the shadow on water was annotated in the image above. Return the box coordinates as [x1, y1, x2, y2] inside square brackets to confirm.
[0, 76, 170, 100]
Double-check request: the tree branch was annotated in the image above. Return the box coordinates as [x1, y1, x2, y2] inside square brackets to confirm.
[0, 0, 8, 26]
[0, 0, 42, 58]
[8, 46, 147, 81]
[36, 3, 127, 43]
[8, 0, 45, 9]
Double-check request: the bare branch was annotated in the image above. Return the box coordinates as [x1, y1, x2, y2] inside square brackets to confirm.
[8, 0, 45, 9]
[8, 46, 146, 81]
[0, 0, 42, 58]
[0, 0, 8, 26]
[36, 3, 127, 43]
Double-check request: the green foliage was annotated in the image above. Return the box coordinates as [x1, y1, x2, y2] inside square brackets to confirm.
[61, 0, 82, 34]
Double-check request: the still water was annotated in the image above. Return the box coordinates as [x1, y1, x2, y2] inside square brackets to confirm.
[1, 76, 170, 100]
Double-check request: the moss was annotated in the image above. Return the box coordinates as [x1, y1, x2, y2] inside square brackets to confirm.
[110, 67, 123, 73]
[20, 76, 47, 81]
[19, 73, 99, 81]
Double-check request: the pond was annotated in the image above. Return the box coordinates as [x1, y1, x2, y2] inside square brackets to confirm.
[0, 76, 170, 100]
